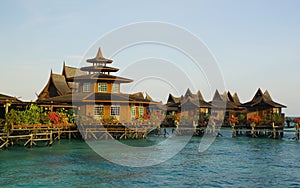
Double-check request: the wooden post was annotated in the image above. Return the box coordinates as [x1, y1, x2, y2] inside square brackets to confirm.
[231, 123, 236, 137]
[296, 123, 299, 140]
[251, 123, 256, 138]
[5, 100, 9, 114]
[30, 134, 33, 147]
[49, 130, 53, 146]
[272, 122, 277, 139]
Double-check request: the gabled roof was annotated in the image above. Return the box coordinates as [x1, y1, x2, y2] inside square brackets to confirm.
[196, 90, 204, 101]
[145, 92, 153, 101]
[130, 92, 145, 101]
[62, 63, 87, 80]
[86, 48, 113, 64]
[73, 73, 133, 83]
[184, 88, 195, 98]
[210, 90, 243, 110]
[212, 90, 224, 101]
[232, 92, 241, 105]
[181, 96, 200, 108]
[167, 94, 180, 104]
[37, 71, 71, 101]
[241, 88, 286, 108]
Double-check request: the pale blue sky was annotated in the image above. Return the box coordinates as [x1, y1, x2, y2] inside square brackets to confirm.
[0, 0, 299, 115]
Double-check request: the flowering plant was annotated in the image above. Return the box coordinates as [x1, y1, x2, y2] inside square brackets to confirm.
[48, 112, 60, 124]
[229, 116, 239, 124]
[248, 116, 262, 123]
[293, 117, 300, 124]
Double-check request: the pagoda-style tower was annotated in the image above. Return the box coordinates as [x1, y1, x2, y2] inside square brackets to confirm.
[80, 48, 119, 75]
[73, 48, 155, 122]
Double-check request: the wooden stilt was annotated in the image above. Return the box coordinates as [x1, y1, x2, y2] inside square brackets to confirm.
[296, 123, 299, 140]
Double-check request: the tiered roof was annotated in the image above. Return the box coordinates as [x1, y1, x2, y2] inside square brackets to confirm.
[81, 48, 119, 74]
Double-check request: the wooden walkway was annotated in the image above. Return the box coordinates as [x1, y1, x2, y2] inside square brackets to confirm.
[0, 124, 79, 149]
[0, 123, 158, 149]
[1, 123, 299, 149]
[231, 123, 300, 140]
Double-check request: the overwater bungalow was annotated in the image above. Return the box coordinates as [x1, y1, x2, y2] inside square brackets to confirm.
[241, 88, 286, 125]
[165, 89, 211, 126]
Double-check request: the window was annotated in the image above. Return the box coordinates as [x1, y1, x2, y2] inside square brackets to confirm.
[110, 105, 120, 116]
[98, 82, 107, 92]
[138, 105, 144, 117]
[131, 106, 136, 119]
[83, 83, 91, 92]
[94, 105, 104, 116]
[112, 83, 119, 93]
[273, 108, 279, 114]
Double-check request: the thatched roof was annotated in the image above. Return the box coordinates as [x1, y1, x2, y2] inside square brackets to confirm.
[86, 48, 113, 64]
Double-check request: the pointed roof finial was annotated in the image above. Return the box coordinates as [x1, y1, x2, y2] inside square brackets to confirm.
[86, 47, 113, 63]
[97, 48, 103, 58]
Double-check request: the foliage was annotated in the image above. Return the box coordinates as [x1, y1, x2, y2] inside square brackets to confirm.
[271, 113, 284, 125]
[4, 104, 75, 126]
[5, 109, 21, 126]
[237, 114, 246, 124]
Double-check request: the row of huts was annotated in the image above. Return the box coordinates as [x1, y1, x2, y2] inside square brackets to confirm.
[0, 48, 286, 127]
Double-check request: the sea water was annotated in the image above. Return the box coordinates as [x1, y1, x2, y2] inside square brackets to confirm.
[1, 130, 300, 187]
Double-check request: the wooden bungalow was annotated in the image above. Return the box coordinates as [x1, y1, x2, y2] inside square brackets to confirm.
[166, 93, 181, 115]
[180, 89, 211, 117]
[241, 88, 286, 122]
[167, 89, 211, 122]
[210, 90, 245, 122]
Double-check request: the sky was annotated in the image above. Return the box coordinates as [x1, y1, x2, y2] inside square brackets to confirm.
[0, 0, 299, 116]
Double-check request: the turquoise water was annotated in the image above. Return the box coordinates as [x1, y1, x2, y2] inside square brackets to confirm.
[1, 130, 300, 187]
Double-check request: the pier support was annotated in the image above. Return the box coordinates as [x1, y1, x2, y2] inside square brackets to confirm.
[231, 124, 236, 137]
[296, 123, 299, 140]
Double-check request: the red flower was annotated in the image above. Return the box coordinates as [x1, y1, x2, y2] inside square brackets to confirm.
[248, 116, 262, 123]
[293, 118, 300, 124]
[229, 117, 238, 123]
[48, 112, 60, 124]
